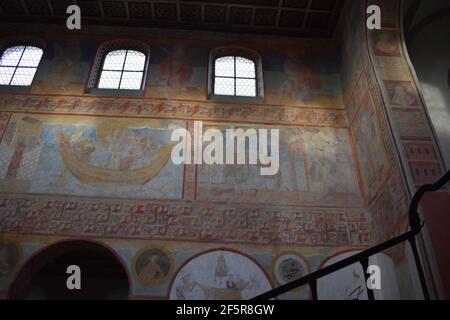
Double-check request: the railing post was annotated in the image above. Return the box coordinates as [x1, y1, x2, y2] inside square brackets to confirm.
[309, 280, 318, 300]
[408, 237, 431, 300]
[360, 257, 375, 300]
[407, 170, 449, 301]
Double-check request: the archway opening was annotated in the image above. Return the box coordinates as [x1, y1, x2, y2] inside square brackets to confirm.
[9, 240, 129, 300]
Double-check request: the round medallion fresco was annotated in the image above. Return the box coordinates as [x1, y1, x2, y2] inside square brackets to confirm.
[273, 253, 309, 285]
[133, 247, 173, 287]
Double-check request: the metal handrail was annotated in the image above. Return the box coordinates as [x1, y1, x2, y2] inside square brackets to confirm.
[252, 171, 450, 300]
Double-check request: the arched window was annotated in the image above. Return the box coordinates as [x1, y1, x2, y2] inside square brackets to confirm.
[98, 49, 146, 90]
[87, 40, 151, 94]
[209, 47, 264, 101]
[0, 45, 43, 86]
[214, 56, 256, 97]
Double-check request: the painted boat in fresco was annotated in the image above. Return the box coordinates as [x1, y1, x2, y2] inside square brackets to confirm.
[195, 282, 253, 300]
[58, 132, 175, 185]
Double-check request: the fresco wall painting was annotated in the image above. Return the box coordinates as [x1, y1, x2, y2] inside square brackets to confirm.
[264, 51, 344, 109]
[0, 4, 371, 300]
[0, 0, 444, 300]
[366, 0, 447, 299]
[350, 92, 389, 202]
[0, 114, 184, 199]
[0, 236, 408, 300]
[339, 0, 409, 246]
[0, 195, 372, 248]
[31, 40, 95, 95]
[147, 45, 208, 101]
[0, 236, 384, 300]
[368, 0, 445, 189]
[11, 30, 347, 111]
[272, 252, 310, 288]
[197, 123, 363, 208]
[169, 249, 272, 300]
[0, 95, 348, 128]
[133, 247, 173, 288]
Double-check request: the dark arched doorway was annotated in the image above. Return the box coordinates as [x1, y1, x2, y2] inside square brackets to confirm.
[9, 240, 130, 300]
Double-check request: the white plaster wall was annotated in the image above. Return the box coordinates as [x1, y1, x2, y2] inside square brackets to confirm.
[317, 251, 400, 300]
[406, 15, 450, 170]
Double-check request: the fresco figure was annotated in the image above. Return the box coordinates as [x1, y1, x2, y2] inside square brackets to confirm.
[139, 254, 164, 282]
[198, 125, 362, 207]
[50, 40, 85, 91]
[374, 32, 399, 56]
[279, 56, 321, 102]
[5, 142, 26, 179]
[0, 117, 42, 182]
[134, 248, 172, 286]
[157, 46, 193, 94]
[353, 103, 386, 195]
[69, 128, 95, 162]
[389, 84, 417, 107]
[175, 273, 197, 300]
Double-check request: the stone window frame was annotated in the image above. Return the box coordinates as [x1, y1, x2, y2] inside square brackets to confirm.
[87, 39, 151, 96]
[208, 46, 264, 103]
[0, 36, 46, 93]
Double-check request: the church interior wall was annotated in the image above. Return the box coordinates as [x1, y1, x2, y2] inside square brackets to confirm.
[0, 0, 445, 300]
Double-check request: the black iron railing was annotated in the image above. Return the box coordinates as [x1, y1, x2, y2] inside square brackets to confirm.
[252, 171, 450, 300]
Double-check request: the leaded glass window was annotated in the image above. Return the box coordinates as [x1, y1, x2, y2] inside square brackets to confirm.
[98, 49, 146, 90]
[214, 56, 257, 97]
[0, 46, 43, 86]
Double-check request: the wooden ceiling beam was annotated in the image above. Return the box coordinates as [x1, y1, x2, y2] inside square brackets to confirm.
[302, 0, 313, 29]
[98, 0, 105, 18]
[124, 0, 130, 19]
[46, 0, 55, 16]
[275, 0, 283, 28]
[19, 0, 29, 15]
[150, 0, 155, 20]
[0, 0, 342, 38]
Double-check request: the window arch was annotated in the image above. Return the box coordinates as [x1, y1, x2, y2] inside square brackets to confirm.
[88, 40, 151, 93]
[209, 47, 264, 101]
[0, 45, 43, 86]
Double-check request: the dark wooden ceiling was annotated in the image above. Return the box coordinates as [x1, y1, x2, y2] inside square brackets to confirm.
[0, 0, 344, 38]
